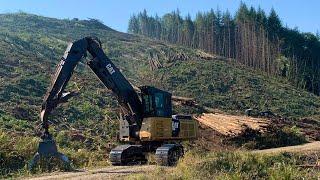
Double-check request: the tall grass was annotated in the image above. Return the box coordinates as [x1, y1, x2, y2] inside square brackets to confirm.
[0, 130, 109, 178]
[130, 150, 320, 180]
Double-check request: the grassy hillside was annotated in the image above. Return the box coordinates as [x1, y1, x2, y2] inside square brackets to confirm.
[0, 13, 320, 177]
[149, 60, 320, 120]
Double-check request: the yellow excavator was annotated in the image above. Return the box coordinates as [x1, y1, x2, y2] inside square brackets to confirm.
[29, 37, 198, 170]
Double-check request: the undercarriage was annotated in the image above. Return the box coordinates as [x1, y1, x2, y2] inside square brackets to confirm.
[110, 143, 184, 166]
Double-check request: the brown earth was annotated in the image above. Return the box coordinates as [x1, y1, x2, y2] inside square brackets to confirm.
[253, 141, 320, 154]
[26, 165, 158, 180]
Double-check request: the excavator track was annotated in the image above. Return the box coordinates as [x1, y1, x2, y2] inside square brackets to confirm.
[109, 145, 147, 165]
[155, 144, 184, 166]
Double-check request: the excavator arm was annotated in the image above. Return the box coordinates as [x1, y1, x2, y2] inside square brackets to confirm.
[40, 37, 143, 139]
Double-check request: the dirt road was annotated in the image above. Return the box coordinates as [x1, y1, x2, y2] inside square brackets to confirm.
[253, 141, 320, 154]
[27, 165, 156, 180]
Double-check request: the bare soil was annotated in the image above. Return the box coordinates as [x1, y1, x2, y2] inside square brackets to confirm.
[253, 141, 320, 154]
[26, 165, 157, 180]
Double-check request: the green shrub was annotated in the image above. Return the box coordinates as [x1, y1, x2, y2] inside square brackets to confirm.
[0, 130, 38, 177]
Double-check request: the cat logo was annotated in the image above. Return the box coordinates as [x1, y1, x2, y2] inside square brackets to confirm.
[106, 64, 115, 75]
[172, 121, 179, 129]
[172, 120, 180, 137]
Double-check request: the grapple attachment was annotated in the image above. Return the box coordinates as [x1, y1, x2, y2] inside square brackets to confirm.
[29, 135, 72, 171]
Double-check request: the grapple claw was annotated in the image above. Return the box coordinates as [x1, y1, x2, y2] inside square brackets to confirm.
[28, 137, 72, 171]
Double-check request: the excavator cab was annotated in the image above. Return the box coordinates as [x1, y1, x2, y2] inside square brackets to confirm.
[119, 86, 172, 141]
[119, 85, 198, 142]
[140, 86, 172, 118]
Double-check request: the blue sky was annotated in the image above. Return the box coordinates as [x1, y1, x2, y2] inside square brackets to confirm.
[0, 0, 319, 34]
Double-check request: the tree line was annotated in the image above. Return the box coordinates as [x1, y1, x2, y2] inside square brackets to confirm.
[128, 3, 320, 95]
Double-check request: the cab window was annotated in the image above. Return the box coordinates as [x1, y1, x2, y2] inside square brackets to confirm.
[142, 90, 172, 118]
[155, 93, 164, 108]
[143, 95, 153, 114]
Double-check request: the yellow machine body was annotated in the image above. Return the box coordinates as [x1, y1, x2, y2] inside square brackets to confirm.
[139, 117, 198, 141]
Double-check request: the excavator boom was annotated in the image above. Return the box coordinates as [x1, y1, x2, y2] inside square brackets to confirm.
[41, 37, 143, 138]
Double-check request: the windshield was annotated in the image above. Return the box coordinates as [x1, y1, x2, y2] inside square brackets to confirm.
[142, 89, 172, 118]
[155, 93, 164, 108]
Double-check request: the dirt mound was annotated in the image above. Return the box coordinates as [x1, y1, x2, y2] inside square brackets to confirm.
[194, 113, 270, 136]
[270, 117, 320, 141]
